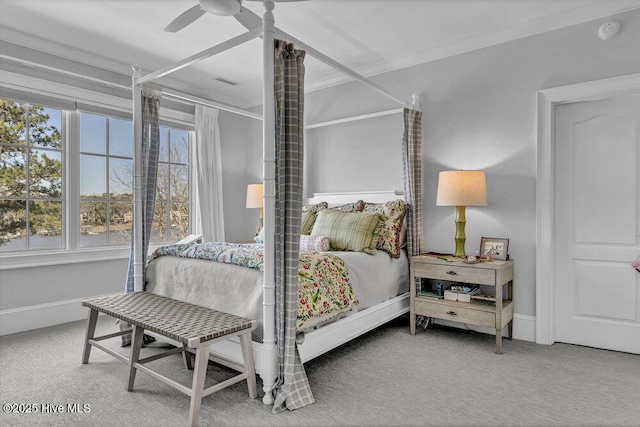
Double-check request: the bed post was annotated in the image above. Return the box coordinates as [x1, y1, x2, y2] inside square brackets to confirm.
[132, 64, 144, 292]
[260, 0, 277, 406]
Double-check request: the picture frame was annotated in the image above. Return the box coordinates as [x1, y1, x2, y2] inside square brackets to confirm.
[479, 237, 509, 261]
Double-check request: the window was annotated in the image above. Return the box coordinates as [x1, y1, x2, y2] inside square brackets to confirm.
[0, 95, 192, 256]
[154, 127, 190, 242]
[0, 99, 63, 252]
[79, 112, 133, 247]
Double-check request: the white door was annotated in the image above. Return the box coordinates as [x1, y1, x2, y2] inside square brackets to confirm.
[554, 93, 640, 354]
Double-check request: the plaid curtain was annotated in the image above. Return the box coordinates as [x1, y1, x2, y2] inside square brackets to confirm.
[125, 88, 161, 293]
[402, 108, 424, 257]
[271, 39, 315, 413]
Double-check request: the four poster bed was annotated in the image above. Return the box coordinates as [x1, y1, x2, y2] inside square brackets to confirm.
[127, 1, 423, 410]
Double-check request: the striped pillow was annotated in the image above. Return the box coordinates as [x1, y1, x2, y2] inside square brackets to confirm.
[311, 210, 383, 255]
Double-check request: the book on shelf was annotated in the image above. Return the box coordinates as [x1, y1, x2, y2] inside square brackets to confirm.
[471, 293, 497, 305]
[418, 291, 443, 299]
[444, 286, 480, 302]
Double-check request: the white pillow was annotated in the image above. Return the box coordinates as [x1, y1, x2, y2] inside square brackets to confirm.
[254, 226, 265, 243]
[300, 235, 330, 252]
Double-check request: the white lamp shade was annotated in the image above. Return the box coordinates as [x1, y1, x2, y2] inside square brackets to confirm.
[436, 170, 487, 206]
[246, 183, 263, 208]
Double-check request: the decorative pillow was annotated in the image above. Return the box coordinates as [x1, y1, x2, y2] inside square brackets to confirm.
[361, 199, 409, 258]
[311, 210, 383, 255]
[254, 226, 265, 243]
[301, 210, 317, 235]
[299, 235, 330, 252]
[328, 200, 365, 213]
[302, 201, 328, 213]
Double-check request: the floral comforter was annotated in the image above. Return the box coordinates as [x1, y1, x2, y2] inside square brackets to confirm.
[149, 242, 359, 331]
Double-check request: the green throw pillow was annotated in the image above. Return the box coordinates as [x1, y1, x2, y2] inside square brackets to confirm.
[301, 210, 317, 235]
[310, 210, 383, 255]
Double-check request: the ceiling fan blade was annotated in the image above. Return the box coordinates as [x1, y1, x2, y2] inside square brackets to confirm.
[164, 5, 206, 32]
[234, 6, 263, 31]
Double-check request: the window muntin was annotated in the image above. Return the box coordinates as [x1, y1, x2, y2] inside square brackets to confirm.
[1, 100, 63, 252]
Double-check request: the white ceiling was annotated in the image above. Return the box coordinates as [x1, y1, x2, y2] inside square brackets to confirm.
[2, 0, 639, 108]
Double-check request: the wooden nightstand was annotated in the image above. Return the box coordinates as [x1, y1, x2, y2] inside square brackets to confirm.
[410, 255, 514, 353]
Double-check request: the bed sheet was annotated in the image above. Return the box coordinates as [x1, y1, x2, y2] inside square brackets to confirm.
[145, 248, 409, 342]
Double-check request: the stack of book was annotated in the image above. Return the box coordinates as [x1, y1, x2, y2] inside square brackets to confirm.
[444, 285, 480, 302]
[470, 293, 497, 305]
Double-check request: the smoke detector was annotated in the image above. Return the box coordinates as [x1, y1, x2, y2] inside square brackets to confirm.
[598, 22, 620, 40]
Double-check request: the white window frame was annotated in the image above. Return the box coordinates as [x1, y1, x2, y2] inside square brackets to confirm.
[0, 72, 195, 270]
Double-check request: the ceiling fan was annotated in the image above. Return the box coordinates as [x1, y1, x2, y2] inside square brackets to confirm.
[164, 0, 306, 33]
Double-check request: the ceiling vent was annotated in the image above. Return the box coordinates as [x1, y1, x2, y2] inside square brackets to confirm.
[214, 77, 240, 86]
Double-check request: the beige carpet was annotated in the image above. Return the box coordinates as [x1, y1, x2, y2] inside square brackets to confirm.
[1, 314, 639, 427]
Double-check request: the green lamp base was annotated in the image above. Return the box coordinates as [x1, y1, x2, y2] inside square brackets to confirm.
[453, 205, 466, 258]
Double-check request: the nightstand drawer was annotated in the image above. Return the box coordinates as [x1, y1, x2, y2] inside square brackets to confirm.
[413, 263, 495, 286]
[414, 299, 496, 327]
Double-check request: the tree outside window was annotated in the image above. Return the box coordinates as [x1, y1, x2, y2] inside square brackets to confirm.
[0, 99, 63, 251]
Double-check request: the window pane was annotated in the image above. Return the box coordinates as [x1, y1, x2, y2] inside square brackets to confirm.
[29, 106, 62, 149]
[0, 199, 26, 252]
[109, 158, 133, 200]
[109, 118, 132, 157]
[156, 163, 170, 201]
[29, 200, 62, 249]
[80, 154, 106, 198]
[80, 112, 106, 154]
[109, 202, 132, 245]
[170, 164, 189, 202]
[0, 99, 27, 146]
[159, 127, 169, 161]
[170, 202, 189, 241]
[152, 202, 169, 242]
[29, 149, 62, 199]
[0, 147, 27, 197]
[170, 129, 189, 164]
[79, 201, 106, 247]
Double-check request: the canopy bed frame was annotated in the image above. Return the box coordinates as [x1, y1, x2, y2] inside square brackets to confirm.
[130, 1, 420, 406]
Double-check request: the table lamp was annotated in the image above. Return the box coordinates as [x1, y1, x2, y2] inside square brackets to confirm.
[246, 183, 263, 235]
[436, 170, 487, 257]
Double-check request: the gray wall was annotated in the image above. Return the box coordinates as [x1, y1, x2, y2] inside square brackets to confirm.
[300, 9, 640, 317]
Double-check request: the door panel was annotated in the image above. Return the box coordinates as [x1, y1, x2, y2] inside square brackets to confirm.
[555, 93, 640, 354]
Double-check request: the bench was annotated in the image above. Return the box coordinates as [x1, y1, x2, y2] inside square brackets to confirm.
[81, 292, 257, 426]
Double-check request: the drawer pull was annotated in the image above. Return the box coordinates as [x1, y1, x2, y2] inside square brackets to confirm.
[446, 311, 457, 316]
[446, 271, 457, 275]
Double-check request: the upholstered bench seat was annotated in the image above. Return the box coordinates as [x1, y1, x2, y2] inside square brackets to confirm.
[81, 292, 257, 426]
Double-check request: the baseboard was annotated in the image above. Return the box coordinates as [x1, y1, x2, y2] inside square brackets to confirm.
[0, 293, 118, 336]
[429, 313, 536, 343]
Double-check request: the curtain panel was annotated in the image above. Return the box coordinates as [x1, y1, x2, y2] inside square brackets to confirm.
[402, 107, 424, 257]
[271, 39, 315, 413]
[195, 105, 225, 242]
[125, 88, 161, 293]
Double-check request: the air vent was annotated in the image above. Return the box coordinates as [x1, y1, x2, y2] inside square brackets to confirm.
[214, 77, 240, 86]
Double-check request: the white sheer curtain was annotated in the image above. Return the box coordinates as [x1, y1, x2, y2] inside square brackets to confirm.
[195, 105, 225, 242]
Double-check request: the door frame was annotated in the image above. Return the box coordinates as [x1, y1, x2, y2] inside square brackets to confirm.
[536, 72, 640, 345]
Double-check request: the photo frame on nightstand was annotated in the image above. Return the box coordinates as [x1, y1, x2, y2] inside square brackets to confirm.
[480, 237, 509, 261]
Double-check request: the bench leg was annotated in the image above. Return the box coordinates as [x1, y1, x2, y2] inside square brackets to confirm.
[188, 345, 210, 427]
[183, 344, 193, 370]
[81, 309, 98, 364]
[239, 333, 257, 399]
[127, 325, 145, 391]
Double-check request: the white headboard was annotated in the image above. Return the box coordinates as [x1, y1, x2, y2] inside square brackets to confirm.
[304, 190, 404, 207]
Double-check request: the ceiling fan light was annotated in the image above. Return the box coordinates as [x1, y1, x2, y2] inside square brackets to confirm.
[200, 0, 241, 16]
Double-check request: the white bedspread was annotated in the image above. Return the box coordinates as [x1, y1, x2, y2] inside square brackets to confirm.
[145, 249, 409, 342]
